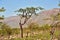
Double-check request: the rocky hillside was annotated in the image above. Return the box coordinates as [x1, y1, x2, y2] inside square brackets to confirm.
[0, 8, 60, 28]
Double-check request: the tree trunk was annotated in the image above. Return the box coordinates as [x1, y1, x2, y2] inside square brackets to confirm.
[50, 27, 55, 40]
[19, 23, 23, 38]
[51, 35, 53, 40]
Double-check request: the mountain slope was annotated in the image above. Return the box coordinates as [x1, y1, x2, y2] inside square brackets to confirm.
[1, 8, 60, 28]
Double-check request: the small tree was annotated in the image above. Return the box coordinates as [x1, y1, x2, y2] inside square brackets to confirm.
[43, 12, 60, 40]
[0, 7, 5, 20]
[50, 13, 60, 40]
[1, 23, 12, 39]
[0, 7, 5, 12]
[58, 1, 60, 12]
[15, 7, 44, 38]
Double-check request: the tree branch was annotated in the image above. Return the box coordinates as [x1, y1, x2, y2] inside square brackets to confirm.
[21, 13, 32, 25]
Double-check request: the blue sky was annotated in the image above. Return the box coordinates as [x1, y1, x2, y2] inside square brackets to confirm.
[0, 0, 59, 17]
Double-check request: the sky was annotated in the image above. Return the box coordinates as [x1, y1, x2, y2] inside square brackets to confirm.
[0, 0, 60, 17]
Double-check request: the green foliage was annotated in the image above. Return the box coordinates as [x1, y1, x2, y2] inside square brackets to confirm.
[0, 17, 4, 19]
[10, 31, 51, 40]
[0, 23, 20, 36]
[16, 7, 44, 17]
[28, 23, 51, 31]
[15, 7, 44, 38]
[0, 23, 12, 36]
[12, 28, 20, 35]
[0, 30, 2, 33]
[28, 23, 40, 31]
[56, 13, 60, 20]
[41, 24, 51, 30]
[0, 7, 5, 12]
[0, 7, 5, 20]
[10, 38, 21, 40]
[58, 1, 60, 6]
[54, 30, 60, 37]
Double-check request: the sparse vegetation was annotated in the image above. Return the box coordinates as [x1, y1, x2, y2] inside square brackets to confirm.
[0, 1, 60, 40]
[0, 22, 60, 40]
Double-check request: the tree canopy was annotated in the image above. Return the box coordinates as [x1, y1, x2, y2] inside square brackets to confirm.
[0, 7, 5, 12]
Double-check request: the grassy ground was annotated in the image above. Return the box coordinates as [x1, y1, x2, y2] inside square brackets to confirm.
[0, 26, 60, 40]
[3, 28, 60, 40]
